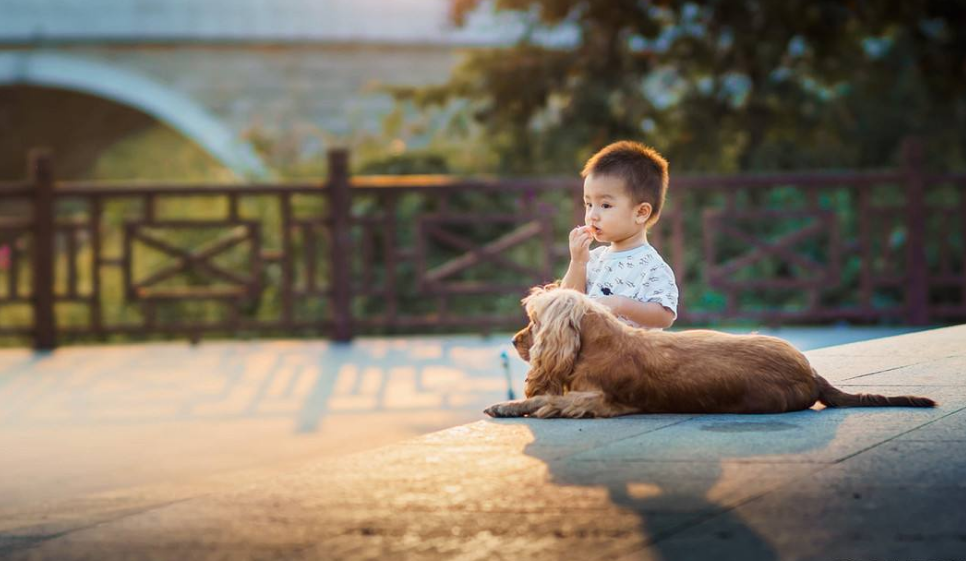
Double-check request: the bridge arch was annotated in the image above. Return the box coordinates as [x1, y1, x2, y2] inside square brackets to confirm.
[0, 51, 270, 179]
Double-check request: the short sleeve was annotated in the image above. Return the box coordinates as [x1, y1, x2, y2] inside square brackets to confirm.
[633, 262, 679, 319]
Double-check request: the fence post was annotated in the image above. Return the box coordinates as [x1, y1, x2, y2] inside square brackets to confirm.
[902, 137, 929, 325]
[29, 149, 57, 350]
[327, 149, 353, 342]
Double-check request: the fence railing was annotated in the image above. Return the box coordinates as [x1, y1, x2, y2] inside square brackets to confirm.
[1, 139, 964, 349]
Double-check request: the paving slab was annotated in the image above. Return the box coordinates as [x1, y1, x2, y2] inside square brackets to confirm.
[1, 325, 964, 560]
[894, 405, 966, 441]
[835, 353, 966, 385]
[0, 336, 527, 555]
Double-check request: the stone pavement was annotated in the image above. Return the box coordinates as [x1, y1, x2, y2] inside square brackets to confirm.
[0, 335, 525, 552]
[1, 325, 963, 560]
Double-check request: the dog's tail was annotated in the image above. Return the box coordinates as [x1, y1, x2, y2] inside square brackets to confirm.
[815, 372, 936, 408]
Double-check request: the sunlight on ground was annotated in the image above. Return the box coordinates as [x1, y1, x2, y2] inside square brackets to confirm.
[0, 336, 525, 514]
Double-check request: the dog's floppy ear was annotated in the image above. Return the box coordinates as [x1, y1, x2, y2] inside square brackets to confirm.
[521, 282, 558, 306]
[524, 290, 583, 397]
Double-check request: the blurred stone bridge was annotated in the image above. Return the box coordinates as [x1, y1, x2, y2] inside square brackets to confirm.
[0, 0, 527, 179]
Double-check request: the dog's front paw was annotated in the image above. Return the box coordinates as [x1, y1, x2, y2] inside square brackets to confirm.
[534, 403, 563, 418]
[485, 401, 519, 417]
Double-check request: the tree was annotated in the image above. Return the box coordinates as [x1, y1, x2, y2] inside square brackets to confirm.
[397, 0, 966, 173]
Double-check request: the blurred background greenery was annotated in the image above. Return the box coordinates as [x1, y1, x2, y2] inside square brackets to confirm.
[1, 0, 964, 344]
[6, 2, 963, 180]
[398, 0, 966, 175]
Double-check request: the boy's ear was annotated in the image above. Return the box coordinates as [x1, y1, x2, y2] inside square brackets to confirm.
[635, 202, 653, 224]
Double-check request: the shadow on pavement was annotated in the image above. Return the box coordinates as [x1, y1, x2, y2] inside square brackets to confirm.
[498, 407, 850, 561]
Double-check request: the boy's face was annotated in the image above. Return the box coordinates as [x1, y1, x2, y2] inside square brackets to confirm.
[583, 174, 651, 245]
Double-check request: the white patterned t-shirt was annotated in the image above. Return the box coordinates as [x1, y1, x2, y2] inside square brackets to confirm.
[586, 243, 679, 328]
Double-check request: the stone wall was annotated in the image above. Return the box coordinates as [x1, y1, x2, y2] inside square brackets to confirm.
[0, 43, 464, 177]
[56, 44, 460, 139]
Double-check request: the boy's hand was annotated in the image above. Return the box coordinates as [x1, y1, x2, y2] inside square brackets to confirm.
[592, 295, 675, 329]
[569, 225, 593, 264]
[594, 295, 623, 316]
[594, 294, 617, 308]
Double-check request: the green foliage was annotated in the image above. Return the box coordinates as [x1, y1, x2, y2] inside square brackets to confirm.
[357, 152, 450, 175]
[400, 0, 966, 173]
[88, 125, 236, 181]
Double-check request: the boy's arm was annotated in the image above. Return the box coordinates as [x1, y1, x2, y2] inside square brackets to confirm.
[560, 261, 587, 292]
[597, 296, 675, 329]
[560, 226, 593, 292]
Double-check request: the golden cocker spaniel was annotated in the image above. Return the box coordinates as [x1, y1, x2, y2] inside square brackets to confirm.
[484, 287, 936, 418]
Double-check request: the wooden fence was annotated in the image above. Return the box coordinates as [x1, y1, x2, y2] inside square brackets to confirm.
[1, 139, 964, 349]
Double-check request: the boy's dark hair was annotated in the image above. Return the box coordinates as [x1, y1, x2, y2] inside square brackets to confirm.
[581, 141, 669, 227]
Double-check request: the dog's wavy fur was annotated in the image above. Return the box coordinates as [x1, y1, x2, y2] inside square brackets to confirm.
[485, 287, 936, 418]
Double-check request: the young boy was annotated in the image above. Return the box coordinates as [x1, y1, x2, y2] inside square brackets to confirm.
[560, 141, 678, 329]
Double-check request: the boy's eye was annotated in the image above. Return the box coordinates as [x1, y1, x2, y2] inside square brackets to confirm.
[602, 204, 612, 209]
